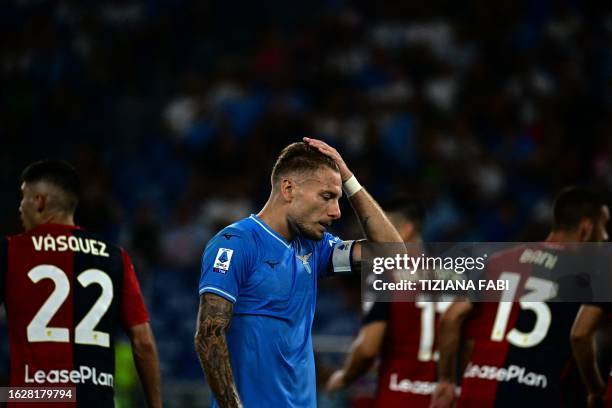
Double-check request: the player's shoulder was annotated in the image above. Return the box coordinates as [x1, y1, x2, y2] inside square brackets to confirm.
[210, 217, 256, 244]
[7, 224, 115, 246]
[5, 228, 30, 243]
[76, 227, 124, 255]
[5, 229, 41, 252]
[489, 242, 575, 265]
[488, 244, 531, 264]
[5, 225, 128, 268]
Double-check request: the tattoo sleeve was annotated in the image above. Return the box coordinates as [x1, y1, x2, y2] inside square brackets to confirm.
[195, 293, 242, 408]
[348, 189, 404, 243]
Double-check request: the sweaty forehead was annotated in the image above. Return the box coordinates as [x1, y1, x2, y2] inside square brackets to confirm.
[295, 167, 342, 191]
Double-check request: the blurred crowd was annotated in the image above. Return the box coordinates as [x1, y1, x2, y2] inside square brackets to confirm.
[1, 0, 612, 405]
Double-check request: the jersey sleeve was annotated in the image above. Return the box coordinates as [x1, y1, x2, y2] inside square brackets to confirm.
[198, 227, 252, 303]
[120, 248, 150, 328]
[316, 232, 355, 278]
[0, 238, 6, 307]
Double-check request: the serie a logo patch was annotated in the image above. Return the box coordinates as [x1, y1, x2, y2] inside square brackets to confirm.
[213, 248, 234, 274]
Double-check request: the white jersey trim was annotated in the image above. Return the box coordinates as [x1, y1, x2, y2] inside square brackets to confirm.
[199, 286, 237, 303]
[249, 215, 291, 248]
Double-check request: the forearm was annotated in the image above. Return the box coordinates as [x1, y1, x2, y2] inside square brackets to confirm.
[341, 348, 376, 386]
[195, 294, 241, 408]
[132, 339, 162, 408]
[572, 336, 606, 394]
[432, 321, 462, 408]
[437, 319, 463, 383]
[348, 188, 403, 243]
[195, 333, 241, 407]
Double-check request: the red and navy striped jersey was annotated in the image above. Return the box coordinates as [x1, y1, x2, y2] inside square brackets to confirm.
[0, 223, 148, 408]
[364, 300, 451, 407]
[459, 244, 585, 407]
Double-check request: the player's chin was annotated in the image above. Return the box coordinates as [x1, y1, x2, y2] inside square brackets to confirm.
[302, 226, 325, 241]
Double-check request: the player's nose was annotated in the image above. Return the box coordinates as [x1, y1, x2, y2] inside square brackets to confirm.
[328, 200, 341, 220]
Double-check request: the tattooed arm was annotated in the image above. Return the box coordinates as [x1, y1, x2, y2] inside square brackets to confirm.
[348, 188, 404, 243]
[194, 293, 242, 408]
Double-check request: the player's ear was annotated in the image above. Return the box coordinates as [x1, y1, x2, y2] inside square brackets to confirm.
[34, 194, 46, 213]
[577, 218, 594, 242]
[279, 178, 294, 202]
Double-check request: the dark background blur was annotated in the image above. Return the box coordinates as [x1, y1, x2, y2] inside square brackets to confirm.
[1, 0, 611, 406]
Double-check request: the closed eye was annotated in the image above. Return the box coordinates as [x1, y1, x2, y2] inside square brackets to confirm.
[321, 192, 339, 201]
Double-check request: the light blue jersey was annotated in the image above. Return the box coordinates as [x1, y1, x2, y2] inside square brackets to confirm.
[198, 214, 352, 407]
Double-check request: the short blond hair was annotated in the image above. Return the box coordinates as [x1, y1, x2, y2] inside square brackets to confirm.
[271, 142, 339, 183]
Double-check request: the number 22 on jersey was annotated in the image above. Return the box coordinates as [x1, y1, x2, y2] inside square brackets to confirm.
[27, 264, 113, 348]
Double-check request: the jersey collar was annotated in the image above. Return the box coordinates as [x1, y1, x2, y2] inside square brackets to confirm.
[29, 223, 82, 234]
[249, 214, 291, 248]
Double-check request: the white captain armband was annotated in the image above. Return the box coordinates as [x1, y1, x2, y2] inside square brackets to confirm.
[331, 240, 355, 273]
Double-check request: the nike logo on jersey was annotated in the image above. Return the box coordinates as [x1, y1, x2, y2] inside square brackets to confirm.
[221, 233, 240, 240]
[264, 260, 280, 269]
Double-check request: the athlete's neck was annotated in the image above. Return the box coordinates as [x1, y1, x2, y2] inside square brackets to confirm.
[38, 212, 75, 229]
[257, 201, 294, 242]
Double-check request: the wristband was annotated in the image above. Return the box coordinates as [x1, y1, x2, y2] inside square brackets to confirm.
[342, 175, 362, 197]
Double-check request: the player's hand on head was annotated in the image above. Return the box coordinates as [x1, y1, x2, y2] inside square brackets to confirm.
[325, 369, 346, 397]
[303, 137, 353, 182]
